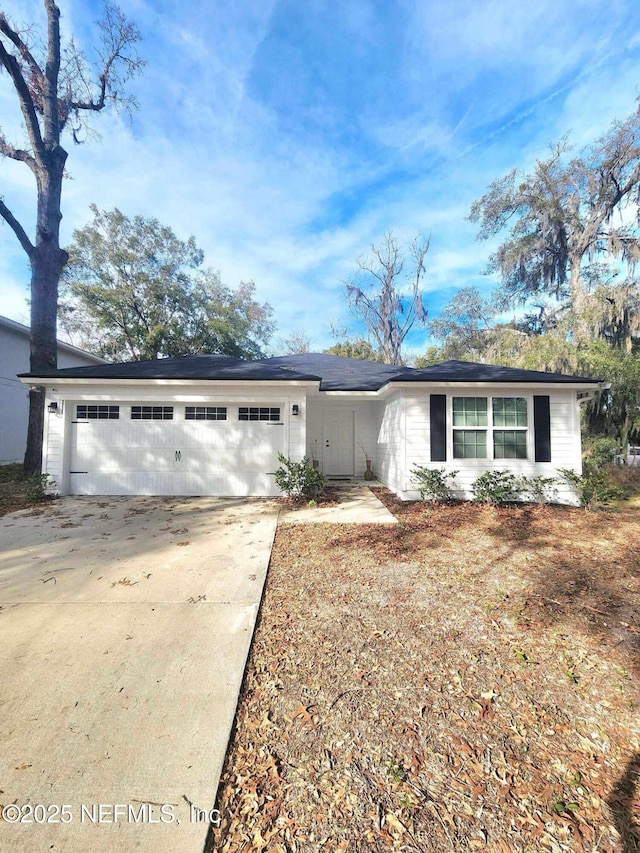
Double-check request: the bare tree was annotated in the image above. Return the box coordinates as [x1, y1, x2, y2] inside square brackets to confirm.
[273, 330, 312, 355]
[346, 231, 430, 364]
[0, 1, 143, 473]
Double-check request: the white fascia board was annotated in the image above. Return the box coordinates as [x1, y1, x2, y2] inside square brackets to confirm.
[22, 378, 319, 388]
[321, 390, 380, 397]
[384, 380, 603, 392]
[297, 380, 604, 401]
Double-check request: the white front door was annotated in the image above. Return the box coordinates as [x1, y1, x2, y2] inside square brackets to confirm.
[322, 409, 355, 476]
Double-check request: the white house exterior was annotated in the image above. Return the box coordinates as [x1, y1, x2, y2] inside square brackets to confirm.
[19, 353, 603, 503]
[0, 315, 107, 464]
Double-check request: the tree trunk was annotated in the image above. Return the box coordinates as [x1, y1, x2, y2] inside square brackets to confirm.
[23, 152, 68, 476]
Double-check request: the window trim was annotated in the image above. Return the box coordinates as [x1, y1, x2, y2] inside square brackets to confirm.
[449, 395, 531, 461]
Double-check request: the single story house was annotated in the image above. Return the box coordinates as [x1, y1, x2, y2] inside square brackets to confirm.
[19, 353, 603, 503]
[0, 315, 108, 464]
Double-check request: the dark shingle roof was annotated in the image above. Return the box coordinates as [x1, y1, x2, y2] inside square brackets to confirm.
[21, 352, 601, 389]
[395, 359, 600, 386]
[259, 354, 600, 390]
[19, 353, 320, 382]
[259, 353, 412, 390]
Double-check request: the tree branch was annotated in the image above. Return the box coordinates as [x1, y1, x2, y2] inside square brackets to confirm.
[0, 38, 44, 156]
[0, 197, 35, 258]
[0, 14, 45, 89]
[0, 132, 37, 172]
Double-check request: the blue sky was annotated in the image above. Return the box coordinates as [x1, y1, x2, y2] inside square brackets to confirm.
[1, 0, 639, 357]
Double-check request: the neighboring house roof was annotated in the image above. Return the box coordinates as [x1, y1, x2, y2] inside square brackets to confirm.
[19, 351, 601, 389]
[0, 315, 108, 364]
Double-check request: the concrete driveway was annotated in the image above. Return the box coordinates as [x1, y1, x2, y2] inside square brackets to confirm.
[0, 496, 279, 852]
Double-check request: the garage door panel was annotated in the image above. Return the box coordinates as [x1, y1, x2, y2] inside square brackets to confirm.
[69, 403, 286, 496]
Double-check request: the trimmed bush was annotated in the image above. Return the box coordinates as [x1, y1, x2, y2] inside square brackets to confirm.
[274, 454, 325, 500]
[411, 466, 459, 501]
[472, 470, 523, 505]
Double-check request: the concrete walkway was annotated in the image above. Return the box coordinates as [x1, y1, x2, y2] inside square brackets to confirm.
[0, 496, 279, 853]
[279, 482, 397, 524]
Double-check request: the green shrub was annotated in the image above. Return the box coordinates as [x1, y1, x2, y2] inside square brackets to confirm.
[411, 466, 459, 501]
[582, 436, 620, 468]
[519, 475, 559, 505]
[274, 454, 325, 500]
[472, 470, 523, 505]
[558, 465, 623, 509]
[21, 473, 56, 502]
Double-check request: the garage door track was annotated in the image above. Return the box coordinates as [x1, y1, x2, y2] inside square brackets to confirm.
[0, 496, 279, 852]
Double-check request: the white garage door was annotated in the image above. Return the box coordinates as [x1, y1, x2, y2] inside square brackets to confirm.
[69, 402, 286, 496]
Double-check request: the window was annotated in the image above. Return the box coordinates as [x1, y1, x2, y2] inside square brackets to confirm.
[453, 429, 487, 459]
[452, 396, 528, 460]
[493, 397, 527, 427]
[76, 405, 119, 420]
[452, 397, 487, 459]
[238, 406, 281, 422]
[492, 397, 528, 459]
[493, 429, 527, 459]
[131, 405, 173, 420]
[185, 406, 227, 421]
[452, 396, 487, 427]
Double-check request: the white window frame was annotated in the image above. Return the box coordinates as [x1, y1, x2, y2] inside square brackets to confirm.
[449, 395, 531, 462]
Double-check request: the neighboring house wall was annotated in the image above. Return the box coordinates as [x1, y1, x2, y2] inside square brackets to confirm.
[0, 319, 105, 464]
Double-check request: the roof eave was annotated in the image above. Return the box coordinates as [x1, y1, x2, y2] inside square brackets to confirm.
[19, 376, 321, 387]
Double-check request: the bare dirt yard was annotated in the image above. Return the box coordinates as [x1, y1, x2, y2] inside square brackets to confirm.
[209, 493, 640, 852]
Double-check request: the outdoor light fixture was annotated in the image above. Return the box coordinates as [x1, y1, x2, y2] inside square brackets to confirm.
[292, 404, 299, 416]
[48, 402, 58, 413]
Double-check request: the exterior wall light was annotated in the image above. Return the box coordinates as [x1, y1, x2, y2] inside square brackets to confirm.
[48, 402, 58, 413]
[292, 404, 299, 416]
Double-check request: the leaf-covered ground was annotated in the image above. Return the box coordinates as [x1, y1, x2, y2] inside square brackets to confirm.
[208, 495, 640, 852]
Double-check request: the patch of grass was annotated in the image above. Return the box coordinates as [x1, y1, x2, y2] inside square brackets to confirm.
[0, 463, 24, 484]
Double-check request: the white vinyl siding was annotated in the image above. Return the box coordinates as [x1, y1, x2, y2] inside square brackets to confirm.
[375, 392, 405, 493]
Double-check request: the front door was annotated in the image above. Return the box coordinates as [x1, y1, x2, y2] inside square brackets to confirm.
[322, 409, 355, 476]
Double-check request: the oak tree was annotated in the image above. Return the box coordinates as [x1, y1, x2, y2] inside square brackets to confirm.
[469, 106, 640, 309]
[0, 1, 143, 473]
[61, 207, 275, 361]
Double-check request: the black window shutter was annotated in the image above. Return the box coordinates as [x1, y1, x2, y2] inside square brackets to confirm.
[533, 395, 551, 462]
[430, 394, 447, 462]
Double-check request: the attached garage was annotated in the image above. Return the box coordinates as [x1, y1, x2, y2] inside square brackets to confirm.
[69, 401, 287, 496]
